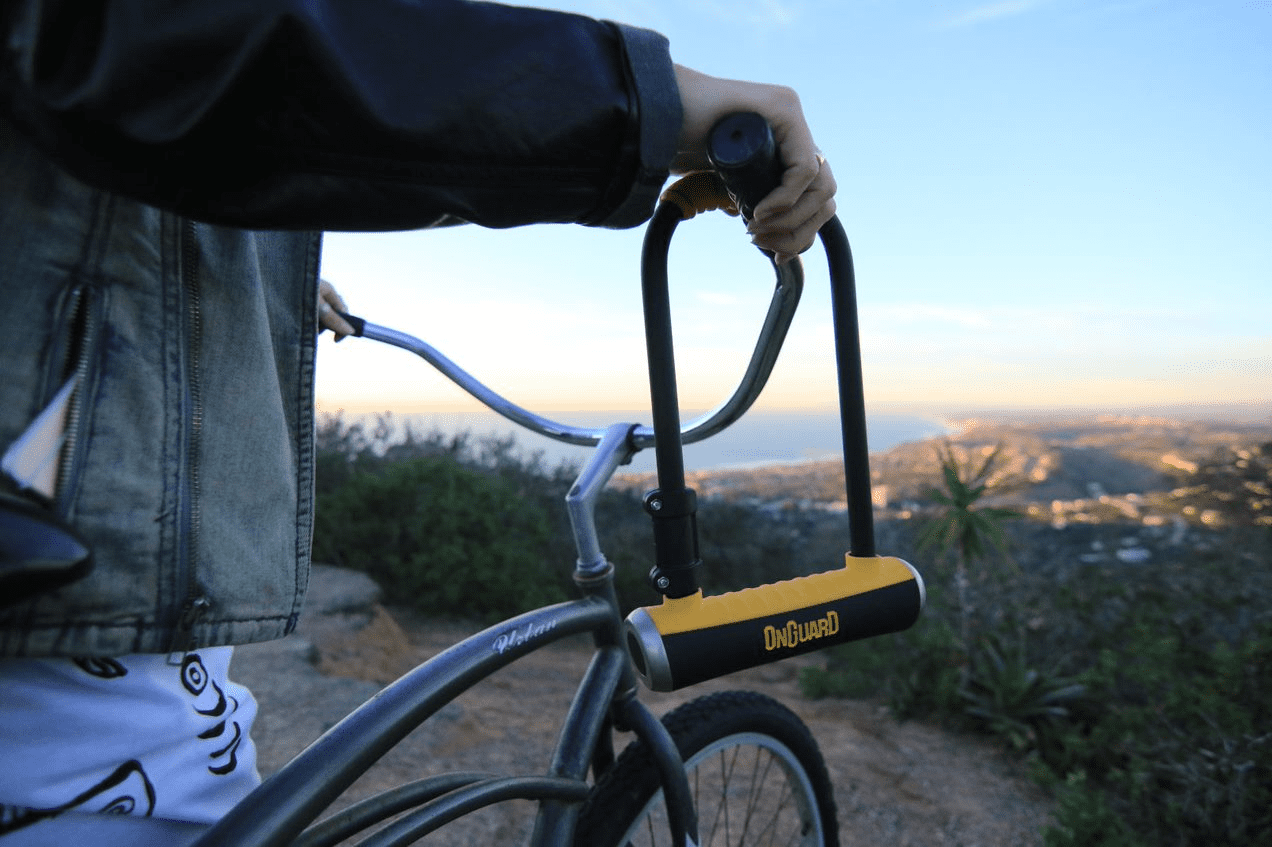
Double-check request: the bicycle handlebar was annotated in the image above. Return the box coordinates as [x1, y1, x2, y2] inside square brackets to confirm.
[333, 116, 809, 455]
[706, 112, 788, 222]
[337, 113, 924, 691]
[336, 252, 800, 451]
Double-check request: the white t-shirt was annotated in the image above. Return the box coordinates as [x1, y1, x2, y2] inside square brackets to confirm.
[0, 647, 260, 834]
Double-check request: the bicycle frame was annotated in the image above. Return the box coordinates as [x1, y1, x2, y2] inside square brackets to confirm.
[195, 423, 697, 847]
[196, 249, 799, 846]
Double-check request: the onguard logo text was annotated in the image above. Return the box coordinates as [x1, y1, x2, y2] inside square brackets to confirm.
[763, 611, 840, 652]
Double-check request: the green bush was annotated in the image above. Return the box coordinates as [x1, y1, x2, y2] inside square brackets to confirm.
[803, 518, 1272, 847]
[1044, 771, 1143, 847]
[311, 413, 816, 622]
[1062, 618, 1272, 847]
[313, 453, 565, 621]
[801, 611, 964, 720]
[959, 630, 1087, 759]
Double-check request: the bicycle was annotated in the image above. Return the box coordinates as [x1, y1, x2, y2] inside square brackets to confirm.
[8, 114, 924, 847]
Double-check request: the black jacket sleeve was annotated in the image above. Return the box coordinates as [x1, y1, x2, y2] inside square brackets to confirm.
[0, 0, 681, 231]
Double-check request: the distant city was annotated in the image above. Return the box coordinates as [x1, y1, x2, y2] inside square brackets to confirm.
[323, 402, 1272, 478]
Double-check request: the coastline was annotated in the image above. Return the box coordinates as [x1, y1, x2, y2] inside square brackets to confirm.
[326, 408, 951, 473]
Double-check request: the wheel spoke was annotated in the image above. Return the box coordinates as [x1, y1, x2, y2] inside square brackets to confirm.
[741, 745, 777, 842]
[574, 692, 835, 847]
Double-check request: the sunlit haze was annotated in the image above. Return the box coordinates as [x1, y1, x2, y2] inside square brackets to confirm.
[315, 0, 1270, 427]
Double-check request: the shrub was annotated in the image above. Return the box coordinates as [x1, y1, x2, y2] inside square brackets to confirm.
[803, 487, 1272, 845]
[1044, 771, 1143, 847]
[313, 453, 564, 621]
[311, 414, 809, 621]
[801, 605, 964, 721]
[959, 630, 1087, 761]
[1065, 619, 1272, 846]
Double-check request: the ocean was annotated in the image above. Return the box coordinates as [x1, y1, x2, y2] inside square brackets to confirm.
[344, 409, 949, 474]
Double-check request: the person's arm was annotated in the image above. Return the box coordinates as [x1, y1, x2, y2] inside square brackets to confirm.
[1, 0, 680, 230]
[2, 0, 833, 259]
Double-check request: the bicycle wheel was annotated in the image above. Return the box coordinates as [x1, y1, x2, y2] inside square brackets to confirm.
[575, 690, 838, 847]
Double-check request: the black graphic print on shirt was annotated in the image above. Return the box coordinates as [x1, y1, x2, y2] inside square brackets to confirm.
[0, 760, 155, 835]
[0, 651, 248, 833]
[72, 656, 128, 678]
[181, 653, 245, 776]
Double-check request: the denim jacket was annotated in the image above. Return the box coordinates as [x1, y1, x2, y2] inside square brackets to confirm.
[0, 1, 679, 657]
[0, 121, 321, 656]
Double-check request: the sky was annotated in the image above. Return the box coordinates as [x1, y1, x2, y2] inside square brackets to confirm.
[315, 0, 1271, 429]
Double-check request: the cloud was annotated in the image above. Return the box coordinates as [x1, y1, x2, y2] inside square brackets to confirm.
[938, 0, 1050, 28]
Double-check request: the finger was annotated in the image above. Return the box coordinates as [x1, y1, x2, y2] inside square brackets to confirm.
[750, 165, 836, 238]
[319, 283, 348, 314]
[750, 192, 837, 255]
[749, 109, 823, 217]
[318, 300, 356, 338]
[749, 165, 837, 260]
[752, 200, 836, 264]
[752, 149, 833, 224]
[317, 278, 355, 338]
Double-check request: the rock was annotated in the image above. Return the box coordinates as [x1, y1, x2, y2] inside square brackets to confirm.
[304, 563, 382, 615]
[313, 604, 418, 684]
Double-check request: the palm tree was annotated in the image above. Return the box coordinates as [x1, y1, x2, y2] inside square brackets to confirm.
[916, 441, 1019, 662]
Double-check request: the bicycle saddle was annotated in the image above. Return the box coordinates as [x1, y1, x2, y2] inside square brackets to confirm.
[0, 490, 92, 607]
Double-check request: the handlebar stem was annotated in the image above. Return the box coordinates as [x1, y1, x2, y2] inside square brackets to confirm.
[566, 423, 640, 578]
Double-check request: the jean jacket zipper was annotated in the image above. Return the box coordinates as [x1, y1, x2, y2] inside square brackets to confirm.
[169, 219, 208, 658]
[52, 285, 98, 512]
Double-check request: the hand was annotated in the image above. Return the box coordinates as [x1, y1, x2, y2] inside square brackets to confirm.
[672, 66, 836, 265]
[318, 278, 355, 340]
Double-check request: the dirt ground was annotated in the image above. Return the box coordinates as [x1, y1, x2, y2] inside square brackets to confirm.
[236, 582, 1054, 846]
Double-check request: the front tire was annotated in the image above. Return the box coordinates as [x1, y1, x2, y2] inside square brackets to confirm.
[575, 690, 838, 846]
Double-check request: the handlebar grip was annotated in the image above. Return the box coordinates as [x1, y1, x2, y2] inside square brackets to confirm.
[706, 112, 786, 222]
[625, 555, 925, 691]
[659, 172, 738, 220]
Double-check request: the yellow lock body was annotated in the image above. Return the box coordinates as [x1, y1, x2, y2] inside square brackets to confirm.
[625, 555, 924, 691]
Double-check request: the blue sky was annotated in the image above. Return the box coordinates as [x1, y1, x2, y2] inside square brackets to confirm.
[316, 0, 1270, 424]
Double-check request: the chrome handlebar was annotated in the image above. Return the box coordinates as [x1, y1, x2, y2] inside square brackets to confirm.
[349, 256, 802, 453]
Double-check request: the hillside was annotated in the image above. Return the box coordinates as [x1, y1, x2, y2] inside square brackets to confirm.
[302, 413, 1271, 845]
[617, 415, 1272, 528]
